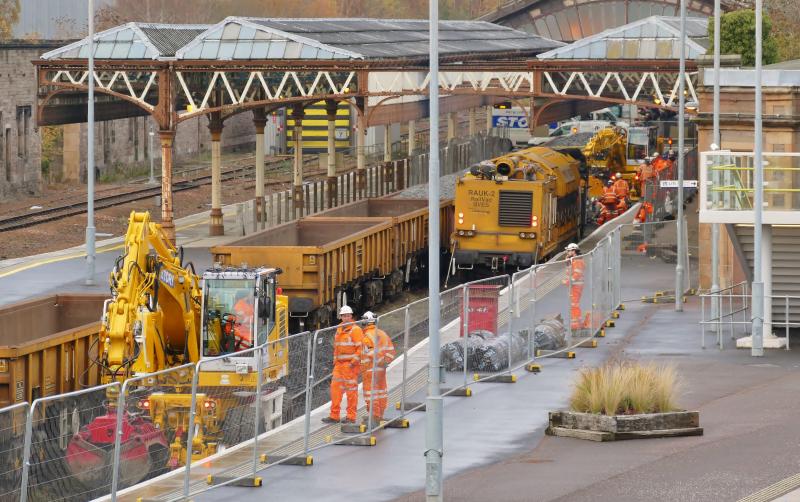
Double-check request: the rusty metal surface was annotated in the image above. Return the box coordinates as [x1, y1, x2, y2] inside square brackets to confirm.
[0, 294, 106, 347]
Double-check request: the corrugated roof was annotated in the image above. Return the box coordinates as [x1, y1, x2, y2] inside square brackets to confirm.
[41, 22, 210, 60]
[138, 25, 209, 56]
[249, 18, 561, 58]
[537, 15, 708, 60]
[42, 17, 563, 61]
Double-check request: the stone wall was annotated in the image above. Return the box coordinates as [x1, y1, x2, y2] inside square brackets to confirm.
[0, 40, 261, 200]
[0, 41, 67, 199]
[65, 112, 257, 183]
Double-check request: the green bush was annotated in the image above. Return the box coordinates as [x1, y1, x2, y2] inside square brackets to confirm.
[708, 9, 779, 66]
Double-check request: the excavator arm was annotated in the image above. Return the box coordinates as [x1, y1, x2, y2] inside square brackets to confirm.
[581, 126, 627, 173]
[100, 211, 202, 383]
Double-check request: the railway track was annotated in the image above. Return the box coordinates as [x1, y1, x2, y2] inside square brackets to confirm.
[0, 158, 321, 233]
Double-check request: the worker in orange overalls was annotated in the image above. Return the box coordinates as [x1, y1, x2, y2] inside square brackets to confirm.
[612, 171, 629, 201]
[563, 243, 590, 332]
[359, 311, 395, 424]
[637, 158, 656, 198]
[232, 292, 254, 351]
[596, 180, 620, 225]
[322, 305, 363, 424]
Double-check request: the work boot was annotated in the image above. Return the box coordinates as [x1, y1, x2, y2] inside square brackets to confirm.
[342, 418, 356, 424]
[321, 416, 339, 424]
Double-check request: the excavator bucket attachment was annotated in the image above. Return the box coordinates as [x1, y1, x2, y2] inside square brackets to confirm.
[65, 412, 168, 491]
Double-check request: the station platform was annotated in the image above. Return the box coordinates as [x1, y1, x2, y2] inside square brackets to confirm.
[184, 297, 800, 502]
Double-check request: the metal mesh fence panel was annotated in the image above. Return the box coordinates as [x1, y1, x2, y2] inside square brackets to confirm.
[0, 402, 28, 501]
[618, 219, 680, 303]
[239, 331, 312, 469]
[446, 276, 515, 383]
[375, 307, 412, 422]
[182, 344, 263, 497]
[111, 364, 195, 495]
[280, 331, 313, 426]
[590, 237, 614, 334]
[508, 267, 536, 369]
[571, 250, 594, 340]
[23, 383, 120, 502]
[529, 258, 572, 351]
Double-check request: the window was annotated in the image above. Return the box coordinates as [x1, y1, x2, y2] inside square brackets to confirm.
[3, 127, 9, 182]
[133, 117, 139, 162]
[16, 106, 31, 159]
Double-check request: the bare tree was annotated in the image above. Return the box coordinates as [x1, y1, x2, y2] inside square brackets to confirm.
[0, 0, 20, 39]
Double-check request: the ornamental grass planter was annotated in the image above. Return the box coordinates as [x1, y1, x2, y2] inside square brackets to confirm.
[546, 410, 702, 442]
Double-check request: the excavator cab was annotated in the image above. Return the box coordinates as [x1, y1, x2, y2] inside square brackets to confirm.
[201, 268, 277, 357]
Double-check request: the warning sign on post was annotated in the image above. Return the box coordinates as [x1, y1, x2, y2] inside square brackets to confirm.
[660, 180, 698, 188]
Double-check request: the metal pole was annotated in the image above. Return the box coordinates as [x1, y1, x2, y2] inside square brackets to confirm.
[400, 307, 410, 418]
[425, 0, 443, 499]
[252, 343, 264, 479]
[462, 285, 470, 389]
[85, 0, 96, 286]
[711, 0, 722, 335]
[19, 401, 37, 502]
[675, 0, 686, 311]
[752, 0, 765, 356]
[148, 129, 155, 184]
[303, 332, 317, 454]
[507, 279, 515, 374]
[183, 367, 201, 498]
[110, 382, 128, 501]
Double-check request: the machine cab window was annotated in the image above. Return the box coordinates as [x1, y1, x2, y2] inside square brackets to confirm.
[201, 272, 275, 357]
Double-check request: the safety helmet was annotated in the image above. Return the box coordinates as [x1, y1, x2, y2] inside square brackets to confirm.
[362, 311, 377, 324]
[565, 243, 580, 252]
[339, 305, 354, 316]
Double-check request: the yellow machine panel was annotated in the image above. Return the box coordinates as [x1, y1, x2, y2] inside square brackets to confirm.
[453, 146, 581, 272]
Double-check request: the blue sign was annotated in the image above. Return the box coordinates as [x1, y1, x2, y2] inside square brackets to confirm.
[492, 115, 529, 129]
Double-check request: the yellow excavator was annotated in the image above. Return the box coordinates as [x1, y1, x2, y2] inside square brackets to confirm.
[64, 211, 289, 490]
[581, 126, 628, 198]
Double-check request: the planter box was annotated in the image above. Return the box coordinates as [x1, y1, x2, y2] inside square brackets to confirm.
[546, 410, 702, 442]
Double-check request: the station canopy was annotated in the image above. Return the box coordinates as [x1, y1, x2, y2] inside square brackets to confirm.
[536, 15, 708, 60]
[41, 17, 564, 62]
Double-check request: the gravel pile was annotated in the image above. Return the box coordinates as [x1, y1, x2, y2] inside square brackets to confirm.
[389, 172, 463, 200]
[542, 132, 594, 148]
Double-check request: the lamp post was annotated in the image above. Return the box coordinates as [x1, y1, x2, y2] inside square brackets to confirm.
[751, 0, 765, 356]
[711, 0, 722, 339]
[85, 0, 96, 286]
[675, 0, 686, 312]
[424, 1, 443, 500]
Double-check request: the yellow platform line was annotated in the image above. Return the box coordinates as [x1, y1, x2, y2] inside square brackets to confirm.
[0, 220, 207, 279]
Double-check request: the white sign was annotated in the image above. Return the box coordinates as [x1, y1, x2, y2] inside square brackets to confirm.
[660, 180, 698, 188]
